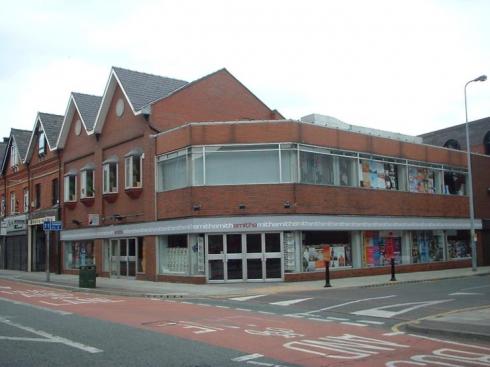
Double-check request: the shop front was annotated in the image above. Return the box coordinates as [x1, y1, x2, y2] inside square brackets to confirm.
[28, 213, 58, 272]
[1, 214, 28, 271]
[60, 215, 481, 283]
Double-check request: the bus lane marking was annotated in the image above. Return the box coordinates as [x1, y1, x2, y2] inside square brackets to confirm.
[352, 299, 453, 318]
[300, 295, 397, 315]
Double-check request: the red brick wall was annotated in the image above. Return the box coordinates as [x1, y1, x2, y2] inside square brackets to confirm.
[473, 154, 490, 219]
[150, 69, 277, 132]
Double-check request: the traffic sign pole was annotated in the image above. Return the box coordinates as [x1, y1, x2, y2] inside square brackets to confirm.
[45, 229, 50, 282]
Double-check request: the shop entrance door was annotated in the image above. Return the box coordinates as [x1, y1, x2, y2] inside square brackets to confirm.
[245, 233, 282, 282]
[207, 234, 243, 282]
[110, 238, 137, 278]
[206, 233, 283, 282]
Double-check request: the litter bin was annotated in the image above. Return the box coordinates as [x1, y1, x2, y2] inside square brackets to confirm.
[79, 265, 96, 288]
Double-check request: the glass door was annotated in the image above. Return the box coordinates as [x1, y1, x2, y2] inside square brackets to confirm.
[110, 238, 137, 279]
[206, 234, 244, 282]
[245, 233, 283, 281]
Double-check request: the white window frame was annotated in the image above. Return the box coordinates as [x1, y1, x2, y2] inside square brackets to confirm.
[125, 155, 143, 189]
[10, 192, 16, 214]
[23, 188, 29, 213]
[11, 144, 19, 167]
[81, 169, 95, 198]
[64, 175, 77, 202]
[1, 194, 5, 216]
[38, 131, 46, 156]
[103, 162, 118, 194]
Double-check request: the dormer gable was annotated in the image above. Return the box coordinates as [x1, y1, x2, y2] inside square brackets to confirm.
[57, 92, 102, 149]
[91, 67, 188, 135]
[1, 129, 31, 174]
[24, 112, 63, 164]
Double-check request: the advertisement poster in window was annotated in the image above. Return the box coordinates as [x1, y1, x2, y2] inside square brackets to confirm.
[363, 231, 401, 267]
[303, 243, 352, 271]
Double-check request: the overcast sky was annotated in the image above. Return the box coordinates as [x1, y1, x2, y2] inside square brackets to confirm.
[1, 0, 489, 140]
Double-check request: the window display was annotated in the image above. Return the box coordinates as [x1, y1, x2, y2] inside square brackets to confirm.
[444, 172, 466, 195]
[447, 230, 471, 259]
[359, 160, 398, 190]
[408, 167, 436, 193]
[363, 231, 401, 267]
[302, 231, 352, 271]
[411, 231, 444, 263]
[300, 151, 334, 185]
[159, 235, 189, 273]
[64, 241, 94, 270]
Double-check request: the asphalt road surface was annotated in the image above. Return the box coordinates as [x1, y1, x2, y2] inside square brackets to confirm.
[1, 276, 489, 366]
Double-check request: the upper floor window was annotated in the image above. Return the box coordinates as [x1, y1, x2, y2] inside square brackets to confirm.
[35, 183, 41, 209]
[125, 149, 143, 189]
[484, 131, 490, 155]
[10, 143, 19, 167]
[38, 131, 46, 156]
[103, 157, 118, 194]
[81, 164, 95, 198]
[444, 139, 461, 150]
[23, 188, 29, 213]
[10, 192, 16, 214]
[0, 194, 5, 216]
[64, 171, 77, 202]
[52, 178, 59, 206]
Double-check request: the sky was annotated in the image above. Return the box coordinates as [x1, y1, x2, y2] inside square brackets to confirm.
[0, 0, 489, 140]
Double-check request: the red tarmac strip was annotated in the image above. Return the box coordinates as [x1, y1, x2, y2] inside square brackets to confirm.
[1, 279, 489, 366]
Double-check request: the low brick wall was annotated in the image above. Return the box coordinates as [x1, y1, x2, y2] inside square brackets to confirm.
[284, 259, 472, 282]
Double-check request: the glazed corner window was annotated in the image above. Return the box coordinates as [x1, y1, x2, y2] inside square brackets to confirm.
[81, 169, 95, 198]
[64, 174, 77, 202]
[38, 131, 46, 156]
[103, 162, 118, 194]
[125, 155, 143, 189]
[23, 188, 29, 213]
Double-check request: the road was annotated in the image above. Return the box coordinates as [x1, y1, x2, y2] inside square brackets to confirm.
[0, 276, 489, 366]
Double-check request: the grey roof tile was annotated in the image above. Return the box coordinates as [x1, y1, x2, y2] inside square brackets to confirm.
[0, 142, 7, 166]
[38, 113, 64, 148]
[113, 67, 188, 111]
[72, 93, 102, 130]
[11, 128, 32, 160]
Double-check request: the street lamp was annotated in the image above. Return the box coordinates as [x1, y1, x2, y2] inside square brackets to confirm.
[464, 74, 487, 271]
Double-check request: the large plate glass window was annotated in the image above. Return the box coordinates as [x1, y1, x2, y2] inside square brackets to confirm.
[363, 231, 402, 267]
[446, 230, 471, 259]
[157, 150, 188, 191]
[359, 159, 402, 190]
[103, 158, 118, 194]
[159, 235, 188, 274]
[64, 172, 77, 202]
[63, 241, 95, 270]
[411, 231, 444, 263]
[302, 231, 352, 272]
[444, 170, 466, 195]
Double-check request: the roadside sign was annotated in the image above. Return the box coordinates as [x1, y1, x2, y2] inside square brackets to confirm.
[43, 220, 63, 231]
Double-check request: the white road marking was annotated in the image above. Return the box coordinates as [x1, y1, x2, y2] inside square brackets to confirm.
[181, 301, 193, 304]
[462, 284, 490, 291]
[307, 318, 332, 322]
[269, 298, 313, 306]
[304, 295, 397, 314]
[247, 361, 273, 366]
[230, 295, 267, 302]
[232, 353, 264, 362]
[341, 322, 368, 327]
[326, 316, 349, 321]
[408, 334, 490, 351]
[215, 305, 230, 309]
[235, 308, 252, 312]
[0, 296, 72, 316]
[357, 320, 385, 325]
[352, 299, 453, 318]
[197, 303, 211, 307]
[449, 292, 483, 296]
[0, 286, 12, 289]
[284, 314, 304, 318]
[383, 331, 405, 336]
[0, 317, 102, 353]
[258, 311, 275, 315]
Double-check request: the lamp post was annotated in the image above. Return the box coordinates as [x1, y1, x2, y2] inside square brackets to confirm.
[464, 74, 487, 271]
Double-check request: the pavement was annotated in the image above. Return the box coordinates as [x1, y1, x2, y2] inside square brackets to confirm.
[1, 265, 490, 343]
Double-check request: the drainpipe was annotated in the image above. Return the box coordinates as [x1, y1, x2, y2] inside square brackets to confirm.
[27, 161, 32, 272]
[57, 149, 62, 274]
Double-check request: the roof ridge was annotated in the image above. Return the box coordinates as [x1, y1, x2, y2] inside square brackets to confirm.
[72, 91, 102, 98]
[11, 128, 32, 133]
[112, 66, 187, 83]
[38, 112, 64, 118]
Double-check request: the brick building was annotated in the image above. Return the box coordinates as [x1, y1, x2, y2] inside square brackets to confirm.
[1, 66, 489, 283]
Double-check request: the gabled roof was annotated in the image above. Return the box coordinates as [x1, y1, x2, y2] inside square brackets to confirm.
[92, 67, 188, 134]
[57, 92, 102, 149]
[72, 93, 102, 131]
[24, 112, 64, 163]
[0, 141, 7, 169]
[1, 128, 32, 173]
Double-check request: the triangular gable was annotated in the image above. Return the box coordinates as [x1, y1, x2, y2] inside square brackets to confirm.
[1, 129, 31, 174]
[57, 92, 101, 149]
[24, 112, 64, 163]
[92, 67, 188, 134]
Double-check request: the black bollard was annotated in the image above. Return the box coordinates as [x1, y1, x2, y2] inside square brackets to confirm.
[324, 260, 331, 287]
[390, 257, 397, 281]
